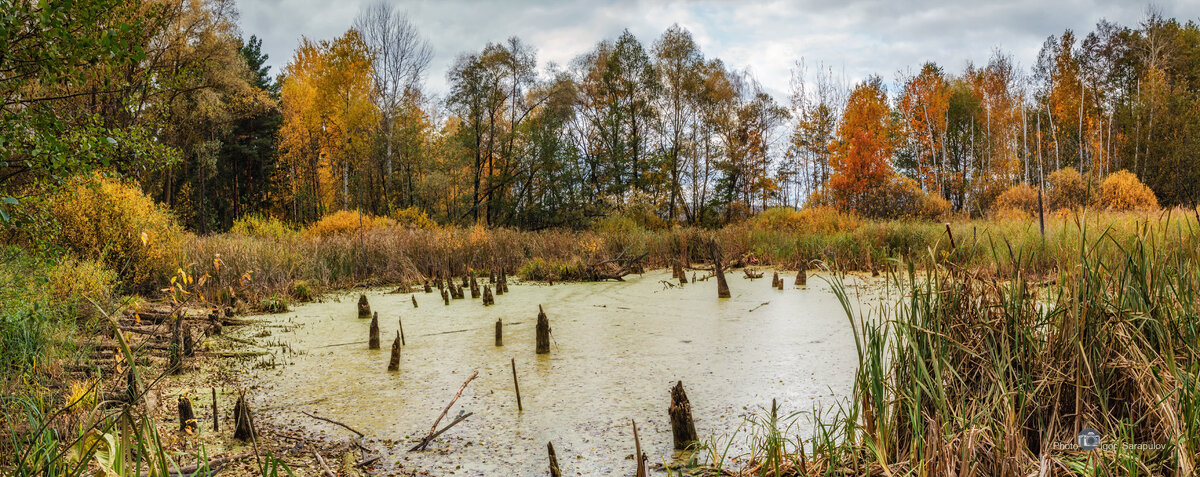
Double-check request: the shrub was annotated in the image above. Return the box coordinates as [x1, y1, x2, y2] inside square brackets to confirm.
[845, 176, 951, 221]
[46, 257, 116, 319]
[46, 174, 185, 293]
[1099, 170, 1158, 211]
[1046, 167, 1088, 210]
[992, 183, 1039, 217]
[749, 206, 862, 234]
[304, 210, 397, 238]
[390, 206, 438, 229]
[230, 214, 297, 240]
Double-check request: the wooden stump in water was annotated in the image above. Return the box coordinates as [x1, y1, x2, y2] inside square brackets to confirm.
[233, 393, 254, 440]
[669, 381, 698, 450]
[182, 324, 195, 357]
[424, 280, 432, 293]
[795, 267, 807, 286]
[462, 275, 470, 288]
[441, 288, 450, 305]
[771, 272, 780, 288]
[548, 442, 562, 477]
[711, 243, 730, 298]
[536, 305, 551, 354]
[178, 396, 196, 433]
[470, 282, 480, 299]
[777, 276, 784, 290]
[358, 294, 371, 317]
[482, 285, 494, 305]
[211, 388, 219, 432]
[495, 319, 502, 346]
[498, 270, 508, 294]
[489, 269, 496, 284]
[412, 295, 418, 308]
[436, 277, 444, 292]
[369, 312, 380, 350]
[388, 332, 402, 371]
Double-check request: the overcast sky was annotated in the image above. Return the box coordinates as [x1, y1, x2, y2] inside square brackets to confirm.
[238, 0, 1200, 101]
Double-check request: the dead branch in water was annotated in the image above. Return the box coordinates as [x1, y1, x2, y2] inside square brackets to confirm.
[410, 370, 479, 451]
[299, 410, 364, 437]
[587, 249, 649, 281]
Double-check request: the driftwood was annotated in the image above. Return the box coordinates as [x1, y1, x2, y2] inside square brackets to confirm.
[410, 370, 479, 451]
[300, 410, 364, 437]
[587, 249, 649, 281]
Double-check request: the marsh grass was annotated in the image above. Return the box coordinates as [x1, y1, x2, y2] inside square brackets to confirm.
[701, 210, 1199, 476]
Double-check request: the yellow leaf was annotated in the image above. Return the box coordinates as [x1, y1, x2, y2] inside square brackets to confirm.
[140, 231, 149, 246]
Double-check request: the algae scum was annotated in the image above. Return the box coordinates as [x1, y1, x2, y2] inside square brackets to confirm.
[238, 270, 879, 475]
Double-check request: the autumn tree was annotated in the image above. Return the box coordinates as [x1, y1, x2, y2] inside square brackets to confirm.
[829, 76, 894, 213]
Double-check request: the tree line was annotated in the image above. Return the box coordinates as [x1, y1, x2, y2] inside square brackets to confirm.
[2, 1, 1198, 232]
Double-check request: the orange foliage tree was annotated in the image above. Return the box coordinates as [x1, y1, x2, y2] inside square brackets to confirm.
[829, 76, 895, 211]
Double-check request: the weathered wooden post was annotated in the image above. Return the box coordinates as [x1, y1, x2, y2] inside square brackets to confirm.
[795, 266, 807, 286]
[495, 319, 503, 346]
[178, 396, 196, 433]
[771, 271, 780, 288]
[511, 358, 522, 411]
[358, 294, 371, 317]
[777, 274, 784, 290]
[482, 285, 494, 305]
[424, 280, 432, 293]
[211, 388, 219, 432]
[548, 442, 562, 477]
[441, 288, 450, 305]
[669, 381, 698, 450]
[412, 295, 418, 308]
[388, 332, 402, 371]
[369, 312, 380, 350]
[233, 393, 254, 440]
[536, 305, 551, 354]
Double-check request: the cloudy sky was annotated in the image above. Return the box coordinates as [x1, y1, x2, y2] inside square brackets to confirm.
[239, 0, 1199, 100]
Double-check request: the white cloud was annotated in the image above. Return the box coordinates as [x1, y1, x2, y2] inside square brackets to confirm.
[239, 0, 1200, 102]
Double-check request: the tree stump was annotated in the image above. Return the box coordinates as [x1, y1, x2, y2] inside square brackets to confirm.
[470, 282, 480, 299]
[548, 442, 562, 477]
[536, 305, 551, 354]
[669, 381, 698, 450]
[211, 388, 219, 432]
[482, 285, 494, 305]
[495, 319, 503, 346]
[498, 270, 508, 294]
[233, 393, 254, 440]
[437, 278, 444, 292]
[676, 262, 688, 284]
[182, 324, 195, 357]
[388, 332, 401, 371]
[412, 295, 418, 308]
[711, 243, 730, 298]
[442, 288, 450, 305]
[777, 276, 784, 290]
[424, 280, 432, 293]
[772, 272, 780, 288]
[795, 267, 807, 286]
[178, 396, 196, 433]
[358, 294, 371, 317]
[369, 312, 380, 350]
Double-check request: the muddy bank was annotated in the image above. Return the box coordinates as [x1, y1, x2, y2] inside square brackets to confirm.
[233, 269, 886, 475]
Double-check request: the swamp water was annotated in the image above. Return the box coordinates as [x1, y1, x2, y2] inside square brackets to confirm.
[238, 270, 884, 475]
